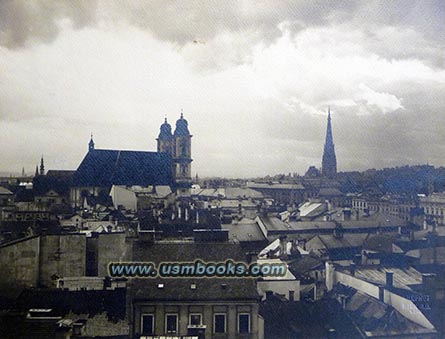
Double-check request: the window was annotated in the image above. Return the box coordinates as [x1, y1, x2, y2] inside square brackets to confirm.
[189, 313, 202, 326]
[238, 313, 250, 334]
[141, 314, 154, 335]
[165, 314, 178, 334]
[214, 313, 226, 333]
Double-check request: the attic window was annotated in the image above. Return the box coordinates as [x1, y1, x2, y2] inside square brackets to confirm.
[221, 283, 227, 290]
[157, 283, 164, 289]
[190, 283, 196, 289]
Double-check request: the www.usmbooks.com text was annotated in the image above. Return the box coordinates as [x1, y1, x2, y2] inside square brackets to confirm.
[108, 260, 286, 278]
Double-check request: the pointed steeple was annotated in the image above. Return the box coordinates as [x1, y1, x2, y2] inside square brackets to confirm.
[22, 167, 25, 177]
[89, 133, 95, 152]
[40, 156, 45, 176]
[322, 107, 337, 178]
[35, 165, 39, 177]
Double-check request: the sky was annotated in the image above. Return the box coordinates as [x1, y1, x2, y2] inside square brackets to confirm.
[0, 1, 444, 178]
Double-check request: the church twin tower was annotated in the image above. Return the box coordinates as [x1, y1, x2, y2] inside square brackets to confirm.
[157, 112, 193, 190]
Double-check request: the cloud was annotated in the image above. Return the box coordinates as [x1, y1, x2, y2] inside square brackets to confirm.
[0, 0, 98, 48]
[1, 2, 445, 177]
[357, 84, 403, 114]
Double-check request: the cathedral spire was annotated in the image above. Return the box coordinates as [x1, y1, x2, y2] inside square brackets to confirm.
[40, 156, 45, 176]
[322, 107, 337, 178]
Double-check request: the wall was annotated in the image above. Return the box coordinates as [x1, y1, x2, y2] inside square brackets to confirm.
[39, 234, 86, 287]
[97, 232, 129, 277]
[0, 236, 40, 288]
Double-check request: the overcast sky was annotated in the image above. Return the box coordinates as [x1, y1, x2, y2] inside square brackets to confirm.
[0, 1, 444, 178]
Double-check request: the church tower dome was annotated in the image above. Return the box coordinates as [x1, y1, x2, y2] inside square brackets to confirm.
[157, 117, 173, 155]
[173, 112, 190, 136]
[158, 117, 173, 140]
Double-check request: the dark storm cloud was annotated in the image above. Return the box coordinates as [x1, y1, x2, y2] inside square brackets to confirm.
[0, 0, 350, 48]
[2, 1, 440, 49]
[1, 1, 443, 68]
[0, 0, 98, 48]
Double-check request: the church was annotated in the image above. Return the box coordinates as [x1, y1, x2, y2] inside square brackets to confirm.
[70, 113, 192, 207]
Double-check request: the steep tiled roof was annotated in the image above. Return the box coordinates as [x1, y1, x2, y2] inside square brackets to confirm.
[73, 149, 173, 187]
[333, 286, 437, 337]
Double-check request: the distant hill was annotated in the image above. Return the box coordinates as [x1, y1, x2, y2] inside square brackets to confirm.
[0, 171, 21, 177]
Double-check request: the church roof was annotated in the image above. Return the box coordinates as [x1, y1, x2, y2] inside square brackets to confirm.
[73, 149, 173, 187]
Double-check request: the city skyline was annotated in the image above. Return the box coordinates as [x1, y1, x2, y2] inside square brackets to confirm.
[1, 1, 444, 177]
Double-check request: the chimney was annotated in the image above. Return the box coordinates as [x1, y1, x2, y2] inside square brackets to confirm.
[279, 235, 288, 260]
[422, 273, 436, 293]
[343, 209, 351, 221]
[386, 271, 393, 289]
[325, 261, 335, 291]
[378, 285, 385, 301]
[353, 254, 361, 265]
[289, 290, 295, 301]
[350, 263, 356, 276]
[333, 225, 343, 239]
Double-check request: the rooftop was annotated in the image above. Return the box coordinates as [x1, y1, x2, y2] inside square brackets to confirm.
[130, 277, 259, 302]
[223, 222, 267, 243]
[73, 149, 173, 187]
[353, 266, 422, 291]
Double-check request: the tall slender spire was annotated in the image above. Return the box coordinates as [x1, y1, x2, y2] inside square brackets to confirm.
[40, 156, 45, 176]
[322, 107, 337, 178]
